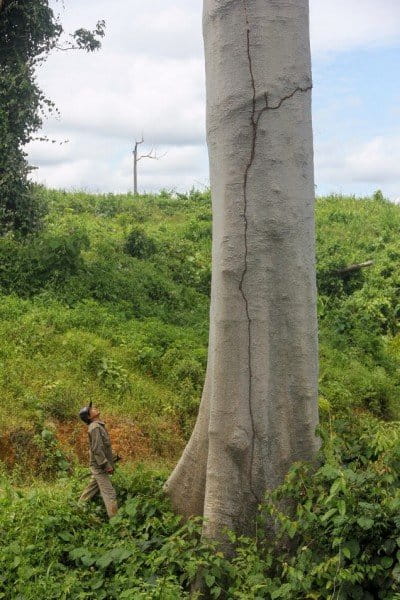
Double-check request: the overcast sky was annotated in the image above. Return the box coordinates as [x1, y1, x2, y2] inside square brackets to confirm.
[27, 0, 400, 200]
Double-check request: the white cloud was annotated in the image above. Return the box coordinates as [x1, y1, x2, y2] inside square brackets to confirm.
[310, 0, 400, 54]
[315, 135, 400, 198]
[38, 51, 205, 145]
[347, 137, 400, 182]
[25, 0, 400, 195]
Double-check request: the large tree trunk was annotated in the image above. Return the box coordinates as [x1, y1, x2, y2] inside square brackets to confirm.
[165, 0, 320, 543]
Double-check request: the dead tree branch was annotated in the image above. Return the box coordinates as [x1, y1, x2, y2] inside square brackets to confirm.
[332, 260, 374, 276]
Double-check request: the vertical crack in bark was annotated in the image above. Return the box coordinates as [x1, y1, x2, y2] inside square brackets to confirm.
[240, 0, 312, 504]
[240, 0, 262, 504]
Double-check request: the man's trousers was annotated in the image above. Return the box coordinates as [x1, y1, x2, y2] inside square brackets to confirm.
[79, 466, 118, 518]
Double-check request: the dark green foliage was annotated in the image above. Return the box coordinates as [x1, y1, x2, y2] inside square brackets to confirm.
[70, 19, 105, 52]
[0, 0, 104, 234]
[0, 0, 59, 234]
[0, 227, 90, 296]
[3, 422, 400, 598]
[249, 414, 400, 599]
[124, 226, 157, 259]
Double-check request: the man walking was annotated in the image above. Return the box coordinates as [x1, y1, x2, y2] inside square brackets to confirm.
[78, 402, 118, 519]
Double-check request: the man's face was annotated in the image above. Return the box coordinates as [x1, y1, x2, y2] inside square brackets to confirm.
[89, 406, 100, 419]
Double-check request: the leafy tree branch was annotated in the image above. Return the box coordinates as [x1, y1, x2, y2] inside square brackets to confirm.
[0, 0, 105, 235]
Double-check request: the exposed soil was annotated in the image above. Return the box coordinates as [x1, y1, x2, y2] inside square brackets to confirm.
[0, 427, 43, 471]
[0, 414, 185, 473]
[0, 433, 16, 468]
[56, 417, 156, 463]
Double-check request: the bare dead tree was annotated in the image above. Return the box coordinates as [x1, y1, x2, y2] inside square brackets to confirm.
[132, 137, 165, 195]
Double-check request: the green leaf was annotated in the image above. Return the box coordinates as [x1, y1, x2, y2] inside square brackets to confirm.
[287, 520, 298, 538]
[271, 584, 292, 599]
[341, 540, 360, 561]
[329, 478, 343, 496]
[91, 577, 105, 590]
[125, 501, 138, 518]
[110, 548, 132, 563]
[337, 499, 346, 516]
[81, 554, 96, 567]
[342, 547, 351, 559]
[9, 542, 21, 554]
[321, 508, 337, 522]
[96, 552, 114, 569]
[204, 573, 215, 588]
[382, 539, 396, 554]
[319, 464, 340, 480]
[12, 556, 21, 568]
[69, 547, 87, 560]
[357, 516, 374, 530]
[392, 562, 400, 582]
[380, 556, 393, 569]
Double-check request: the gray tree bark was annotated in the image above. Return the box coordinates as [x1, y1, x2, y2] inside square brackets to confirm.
[133, 140, 141, 196]
[133, 149, 138, 195]
[165, 0, 320, 544]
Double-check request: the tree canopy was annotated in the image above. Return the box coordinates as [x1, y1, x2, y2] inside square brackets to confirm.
[0, 0, 105, 235]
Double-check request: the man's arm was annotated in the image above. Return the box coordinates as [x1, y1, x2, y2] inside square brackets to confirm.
[90, 427, 113, 471]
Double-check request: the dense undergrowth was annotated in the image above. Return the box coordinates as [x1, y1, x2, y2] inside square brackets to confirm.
[1, 187, 400, 598]
[2, 414, 400, 599]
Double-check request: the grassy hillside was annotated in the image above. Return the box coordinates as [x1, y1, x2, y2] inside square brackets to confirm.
[0, 188, 212, 471]
[1, 188, 400, 598]
[0, 187, 399, 475]
[316, 192, 400, 418]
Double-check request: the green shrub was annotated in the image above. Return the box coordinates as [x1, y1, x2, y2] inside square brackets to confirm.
[0, 467, 202, 598]
[0, 179, 48, 236]
[124, 226, 157, 259]
[97, 357, 130, 394]
[247, 415, 400, 599]
[184, 218, 211, 242]
[0, 228, 90, 296]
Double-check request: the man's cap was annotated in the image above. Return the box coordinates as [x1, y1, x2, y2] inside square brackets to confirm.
[79, 401, 92, 425]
